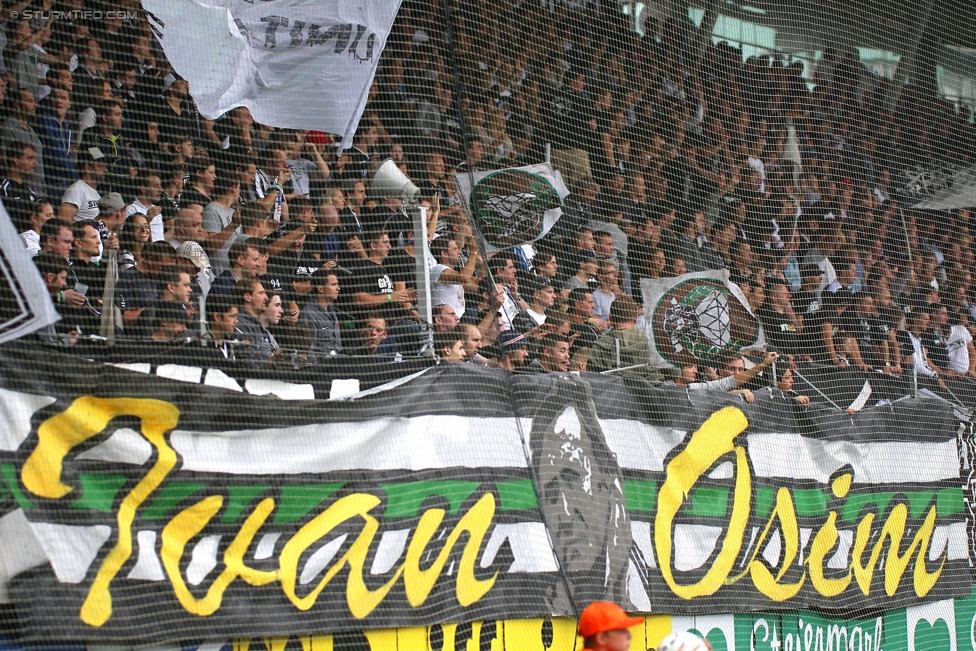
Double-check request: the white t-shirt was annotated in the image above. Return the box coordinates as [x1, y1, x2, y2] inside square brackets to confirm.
[689, 376, 738, 391]
[946, 324, 973, 374]
[592, 288, 615, 321]
[20, 230, 39, 257]
[497, 290, 519, 332]
[522, 308, 546, 327]
[905, 330, 938, 378]
[74, 107, 96, 147]
[62, 180, 100, 222]
[430, 264, 465, 317]
[748, 155, 766, 194]
[287, 158, 317, 197]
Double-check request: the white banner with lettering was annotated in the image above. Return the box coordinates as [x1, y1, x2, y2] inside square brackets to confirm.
[143, 0, 402, 142]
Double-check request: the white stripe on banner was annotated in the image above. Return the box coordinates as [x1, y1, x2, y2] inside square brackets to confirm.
[0, 389, 56, 452]
[632, 522, 967, 578]
[0, 510, 48, 602]
[28, 521, 111, 584]
[746, 432, 959, 484]
[12, 402, 958, 485]
[76, 428, 153, 465]
[128, 530, 165, 581]
[481, 523, 559, 573]
[171, 416, 531, 474]
[602, 420, 958, 484]
[674, 524, 722, 571]
[599, 419, 684, 472]
[932, 522, 969, 561]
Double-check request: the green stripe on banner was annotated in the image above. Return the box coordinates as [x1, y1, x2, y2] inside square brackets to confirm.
[623, 479, 658, 513]
[754, 486, 774, 519]
[752, 488, 828, 518]
[0, 470, 11, 505]
[71, 474, 127, 512]
[53, 475, 965, 524]
[222, 485, 272, 523]
[936, 487, 964, 516]
[496, 479, 538, 511]
[273, 483, 344, 524]
[143, 482, 206, 519]
[0, 463, 32, 510]
[689, 486, 730, 517]
[382, 481, 480, 518]
[794, 489, 829, 517]
[840, 488, 963, 522]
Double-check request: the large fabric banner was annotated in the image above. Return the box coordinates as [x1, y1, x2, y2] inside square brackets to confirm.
[0, 344, 966, 643]
[142, 0, 401, 142]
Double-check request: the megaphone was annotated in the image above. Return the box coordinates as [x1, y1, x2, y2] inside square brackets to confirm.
[371, 159, 420, 203]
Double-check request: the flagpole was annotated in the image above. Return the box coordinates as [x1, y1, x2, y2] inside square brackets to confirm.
[98, 248, 117, 345]
[441, 0, 504, 323]
[899, 206, 913, 265]
[790, 366, 844, 411]
[413, 204, 434, 355]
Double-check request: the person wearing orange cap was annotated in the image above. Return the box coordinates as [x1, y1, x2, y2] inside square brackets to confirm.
[577, 601, 644, 651]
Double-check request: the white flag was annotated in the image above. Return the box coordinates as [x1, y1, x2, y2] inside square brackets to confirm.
[143, 0, 402, 143]
[453, 163, 570, 254]
[639, 270, 765, 368]
[0, 203, 59, 343]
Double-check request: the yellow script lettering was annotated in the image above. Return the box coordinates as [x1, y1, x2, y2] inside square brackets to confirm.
[24, 397, 180, 628]
[655, 407, 750, 598]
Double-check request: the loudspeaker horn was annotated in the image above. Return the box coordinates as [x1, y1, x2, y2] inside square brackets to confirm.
[371, 159, 420, 203]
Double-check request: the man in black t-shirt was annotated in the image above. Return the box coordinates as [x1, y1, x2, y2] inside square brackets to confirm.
[758, 280, 804, 358]
[821, 289, 873, 372]
[791, 264, 825, 361]
[341, 229, 416, 326]
[0, 141, 40, 230]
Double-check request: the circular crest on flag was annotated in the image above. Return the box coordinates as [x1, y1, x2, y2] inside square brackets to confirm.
[651, 279, 760, 367]
[471, 170, 561, 248]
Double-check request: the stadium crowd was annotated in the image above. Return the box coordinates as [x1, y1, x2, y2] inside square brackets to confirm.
[4, 0, 976, 396]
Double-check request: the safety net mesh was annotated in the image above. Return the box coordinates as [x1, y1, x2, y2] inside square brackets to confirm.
[0, 0, 975, 650]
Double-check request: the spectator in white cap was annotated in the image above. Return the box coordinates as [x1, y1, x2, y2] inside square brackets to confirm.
[657, 631, 711, 651]
[177, 240, 214, 298]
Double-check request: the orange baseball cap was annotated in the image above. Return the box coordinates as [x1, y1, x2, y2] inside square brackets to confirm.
[578, 601, 645, 637]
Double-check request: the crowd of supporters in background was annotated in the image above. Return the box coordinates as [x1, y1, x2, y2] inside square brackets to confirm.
[6, 0, 976, 392]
